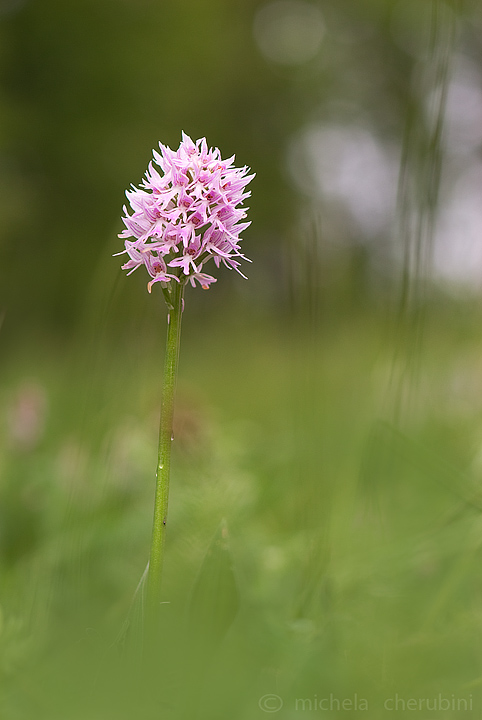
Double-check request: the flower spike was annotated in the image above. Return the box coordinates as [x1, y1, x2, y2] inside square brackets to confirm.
[117, 133, 254, 293]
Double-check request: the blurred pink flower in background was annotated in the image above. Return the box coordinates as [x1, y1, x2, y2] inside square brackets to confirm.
[7, 381, 47, 452]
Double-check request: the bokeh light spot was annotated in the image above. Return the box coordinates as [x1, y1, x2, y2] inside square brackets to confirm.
[253, 0, 325, 66]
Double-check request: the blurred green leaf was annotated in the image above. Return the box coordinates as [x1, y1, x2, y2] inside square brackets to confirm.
[188, 520, 239, 654]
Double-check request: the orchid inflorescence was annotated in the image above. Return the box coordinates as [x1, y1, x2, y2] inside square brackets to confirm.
[117, 132, 254, 295]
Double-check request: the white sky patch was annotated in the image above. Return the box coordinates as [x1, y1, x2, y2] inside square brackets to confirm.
[444, 56, 482, 157]
[287, 124, 398, 237]
[287, 57, 482, 290]
[434, 163, 482, 289]
[431, 56, 482, 288]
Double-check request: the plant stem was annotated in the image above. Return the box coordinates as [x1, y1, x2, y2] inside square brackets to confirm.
[147, 279, 184, 619]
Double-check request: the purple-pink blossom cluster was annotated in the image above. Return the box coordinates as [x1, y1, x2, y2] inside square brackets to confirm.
[117, 133, 254, 293]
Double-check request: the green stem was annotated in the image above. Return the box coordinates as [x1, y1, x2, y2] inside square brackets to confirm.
[147, 279, 185, 618]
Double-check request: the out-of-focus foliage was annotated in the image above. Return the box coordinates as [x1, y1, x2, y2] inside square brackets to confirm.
[2, 304, 482, 718]
[1, 0, 290, 335]
[2, 1, 482, 718]
[1, 0, 480, 341]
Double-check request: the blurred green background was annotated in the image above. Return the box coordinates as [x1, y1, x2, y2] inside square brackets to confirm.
[2, 0, 482, 717]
